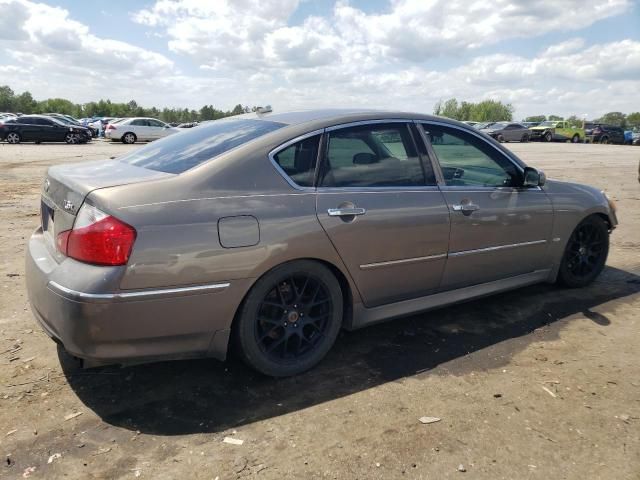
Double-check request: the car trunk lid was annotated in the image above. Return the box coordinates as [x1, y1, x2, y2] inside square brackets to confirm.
[40, 159, 173, 260]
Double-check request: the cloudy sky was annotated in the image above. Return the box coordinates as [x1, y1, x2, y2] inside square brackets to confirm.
[1, 0, 639, 119]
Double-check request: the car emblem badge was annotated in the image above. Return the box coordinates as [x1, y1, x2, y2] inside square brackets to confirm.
[44, 179, 50, 192]
[63, 200, 74, 212]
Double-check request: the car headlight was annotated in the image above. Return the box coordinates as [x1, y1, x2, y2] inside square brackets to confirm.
[602, 191, 617, 213]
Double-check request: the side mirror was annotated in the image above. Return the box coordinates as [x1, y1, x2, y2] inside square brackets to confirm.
[523, 167, 546, 187]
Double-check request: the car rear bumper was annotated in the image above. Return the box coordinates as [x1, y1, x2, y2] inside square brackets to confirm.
[25, 227, 251, 366]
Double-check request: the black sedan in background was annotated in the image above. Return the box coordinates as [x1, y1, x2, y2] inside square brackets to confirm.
[479, 122, 531, 142]
[0, 115, 92, 144]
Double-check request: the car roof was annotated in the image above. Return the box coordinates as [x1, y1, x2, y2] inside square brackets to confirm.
[228, 108, 470, 129]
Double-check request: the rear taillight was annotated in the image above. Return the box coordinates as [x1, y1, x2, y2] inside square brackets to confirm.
[56, 204, 136, 266]
[106, 124, 116, 130]
[594, 127, 602, 134]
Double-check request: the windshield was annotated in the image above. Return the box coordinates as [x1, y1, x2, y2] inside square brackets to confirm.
[539, 121, 558, 127]
[118, 118, 285, 174]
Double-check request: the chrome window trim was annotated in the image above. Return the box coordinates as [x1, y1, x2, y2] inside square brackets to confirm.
[325, 118, 410, 132]
[449, 239, 547, 258]
[48, 280, 230, 303]
[316, 186, 442, 194]
[360, 253, 447, 270]
[415, 120, 526, 176]
[267, 128, 324, 191]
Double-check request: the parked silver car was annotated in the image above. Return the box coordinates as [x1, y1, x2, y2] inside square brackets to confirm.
[480, 122, 531, 142]
[26, 109, 617, 376]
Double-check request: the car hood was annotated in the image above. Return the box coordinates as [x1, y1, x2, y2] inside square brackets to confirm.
[530, 126, 553, 131]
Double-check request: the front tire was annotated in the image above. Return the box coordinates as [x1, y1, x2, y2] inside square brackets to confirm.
[544, 132, 553, 142]
[235, 260, 343, 377]
[122, 132, 136, 144]
[65, 133, 79, 144]
[600, 136, 609, 145]
[496, 134, 505, 143]
[557, 215, 609, 288]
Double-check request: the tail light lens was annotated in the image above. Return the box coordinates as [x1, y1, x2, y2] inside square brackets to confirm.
[106, 124, 116, 130]
[57, 204, 136, 266]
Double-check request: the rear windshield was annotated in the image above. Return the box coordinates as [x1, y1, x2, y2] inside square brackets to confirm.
[118, 118, 285, 174]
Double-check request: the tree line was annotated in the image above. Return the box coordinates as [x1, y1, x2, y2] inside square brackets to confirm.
[434, 97, 640, 129]
[0, 85, 253, 123]
[3, 86, 639, 129]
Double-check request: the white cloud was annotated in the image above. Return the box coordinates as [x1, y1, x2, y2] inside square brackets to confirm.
[0, 0, 174, 81]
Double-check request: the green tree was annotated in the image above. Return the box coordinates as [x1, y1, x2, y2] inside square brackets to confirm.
[15, 91, 37, 114]
[440, 98, 460, 119]
[0, 85, 16, 111]
[626, 112, 640, 129]
[597, 112, 626, 128]
[548, 114, 563, 121]
[470, 100, 514, 122]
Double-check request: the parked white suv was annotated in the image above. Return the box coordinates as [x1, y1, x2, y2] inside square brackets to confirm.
[105, 117, 179, 144]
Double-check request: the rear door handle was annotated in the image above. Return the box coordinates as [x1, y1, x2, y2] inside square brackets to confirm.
[327, 207, 366, 217]
[452, 203, 479, 214]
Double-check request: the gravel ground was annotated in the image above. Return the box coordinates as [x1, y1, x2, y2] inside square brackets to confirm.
[0, 140, 639, 480]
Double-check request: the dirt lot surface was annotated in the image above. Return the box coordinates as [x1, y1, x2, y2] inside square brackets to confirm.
[1, 140, 639, 479]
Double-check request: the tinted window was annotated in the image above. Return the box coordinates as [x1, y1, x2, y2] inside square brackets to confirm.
[319, 123, 425, 188]
[425, 125, 522, 187]
[273, 135, 320, 187]
[119, 119, 285, 174]
[148, 119, 165, 127]
[19, 117, 36, 125]
[130, 119, 148, 126]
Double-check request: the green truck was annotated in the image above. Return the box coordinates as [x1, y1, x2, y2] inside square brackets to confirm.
[529, 121, 584, 143]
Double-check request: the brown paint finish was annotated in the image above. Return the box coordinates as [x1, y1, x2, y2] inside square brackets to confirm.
[25, 109, 617, 368]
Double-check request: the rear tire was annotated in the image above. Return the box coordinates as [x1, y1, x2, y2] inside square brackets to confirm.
[600, 136, 609, 145]
[122, 132, 136, 144]
[5, 132, 21, 144]
[521, 134, 529, 143]
[235, 260, 343, 377]
[496, 134, 505, 143]
[557, 215, 609, 288]
[571, 134, 580, 143]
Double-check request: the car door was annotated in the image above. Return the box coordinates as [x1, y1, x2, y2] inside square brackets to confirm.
[129, 119, 149, 140]
[146, 119, 166, 139]
[315, 121, 451, 307]
[505, 124, 522, 141]
[39, 118, 63, 141]
[418, 122, 554, 290]
[16, 118, 41, 141]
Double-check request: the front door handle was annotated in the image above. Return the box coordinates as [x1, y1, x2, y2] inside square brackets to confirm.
[327, 207, 366, 217]
[452, 203, 479, 214]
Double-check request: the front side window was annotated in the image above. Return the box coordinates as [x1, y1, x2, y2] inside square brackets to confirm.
[424, 125, 522, 187]
[130, 119, 148, 126]
[273, 135, 320, 187]
[148, 119, 166, 127]
[319, 123, 425, 188]
[119, 118, 285, 174]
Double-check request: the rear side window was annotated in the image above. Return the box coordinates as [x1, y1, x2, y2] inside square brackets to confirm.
[319, 123, 425, 188]
[273, 135, 320, 187]
[119, 119, 285, 174]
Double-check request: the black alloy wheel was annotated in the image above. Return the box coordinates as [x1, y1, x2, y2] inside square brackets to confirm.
[236, 261, 343, 377]
[558, 215, 609, 287]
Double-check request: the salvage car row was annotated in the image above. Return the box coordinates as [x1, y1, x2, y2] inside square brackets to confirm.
[0, 113, 181, 145]
[468, 120, 639, 145]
